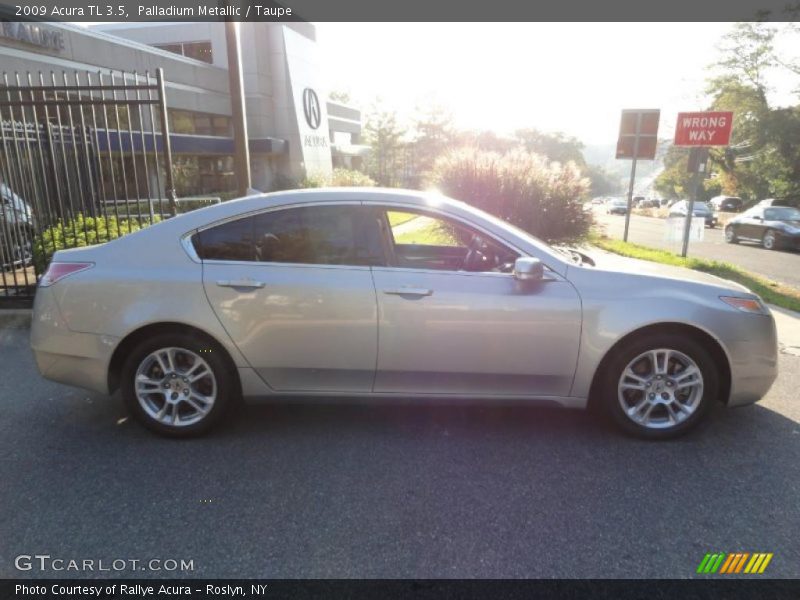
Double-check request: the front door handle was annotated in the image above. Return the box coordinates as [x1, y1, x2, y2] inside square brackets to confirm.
[216, 279, 265, 289]
[383, 287, 433, 297]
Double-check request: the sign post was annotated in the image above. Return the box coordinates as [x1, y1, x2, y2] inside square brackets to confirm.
[616, 109, 660, 242]
[673, 111, 733, 257]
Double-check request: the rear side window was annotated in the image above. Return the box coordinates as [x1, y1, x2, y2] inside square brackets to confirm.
[194, 217, 254, 261]
[194, 205, 384, 266]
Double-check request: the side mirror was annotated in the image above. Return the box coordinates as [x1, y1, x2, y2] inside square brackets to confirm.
[753, 215, 763, 220]
[513, 257, 544, 281]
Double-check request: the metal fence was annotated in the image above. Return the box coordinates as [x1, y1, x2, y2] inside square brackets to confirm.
[0, 68, 176, 306]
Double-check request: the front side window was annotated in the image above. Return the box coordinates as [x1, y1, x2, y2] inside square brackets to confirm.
[194, 205, 383, 266]
[384, 209, 517, 273]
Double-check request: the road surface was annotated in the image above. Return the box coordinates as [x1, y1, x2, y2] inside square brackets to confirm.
[594, 208, 800, 289]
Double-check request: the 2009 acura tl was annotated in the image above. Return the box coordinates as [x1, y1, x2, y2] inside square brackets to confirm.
[30, 189, 778, 439]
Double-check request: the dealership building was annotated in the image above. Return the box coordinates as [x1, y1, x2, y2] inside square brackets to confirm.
[0, 20, 367, 194]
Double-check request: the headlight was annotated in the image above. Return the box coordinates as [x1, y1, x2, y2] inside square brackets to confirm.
[720, 296, 769, 315]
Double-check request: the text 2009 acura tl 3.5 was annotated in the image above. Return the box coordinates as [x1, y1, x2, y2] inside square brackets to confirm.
[30, 189, 778, 439]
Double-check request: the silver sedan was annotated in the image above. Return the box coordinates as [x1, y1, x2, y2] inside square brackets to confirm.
[30, 189, 778, 439]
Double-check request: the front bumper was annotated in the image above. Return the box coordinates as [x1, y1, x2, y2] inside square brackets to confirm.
[775, 231, 800, 250]
[30, 286, 117, 395]
[723, 312, 779, 407]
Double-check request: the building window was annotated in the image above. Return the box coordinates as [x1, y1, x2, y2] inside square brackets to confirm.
[168, 109, 231, 136]
[153, 41, 213, 64]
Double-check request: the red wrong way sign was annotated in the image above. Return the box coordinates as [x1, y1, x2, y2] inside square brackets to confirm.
[674, 111, 733, 146]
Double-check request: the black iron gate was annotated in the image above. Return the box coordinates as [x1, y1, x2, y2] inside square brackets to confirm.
[0, 68, 176, 307]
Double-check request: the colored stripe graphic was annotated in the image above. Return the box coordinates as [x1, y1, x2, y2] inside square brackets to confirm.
[702, 552, 774, 574]
[718, 553, 736, 574]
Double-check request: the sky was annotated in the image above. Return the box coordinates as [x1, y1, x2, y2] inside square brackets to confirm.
[316, 22, 799, 146]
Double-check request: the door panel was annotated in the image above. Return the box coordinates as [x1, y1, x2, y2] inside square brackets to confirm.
[372, 268, 582, 396]
[197, 203, 382, 393]
[204, 262, 378, 392]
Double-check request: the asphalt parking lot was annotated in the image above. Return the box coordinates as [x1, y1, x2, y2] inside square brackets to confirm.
[1, 314, 799, 579]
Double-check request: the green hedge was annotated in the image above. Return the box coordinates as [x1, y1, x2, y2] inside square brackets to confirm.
[34, 213, 160, 272]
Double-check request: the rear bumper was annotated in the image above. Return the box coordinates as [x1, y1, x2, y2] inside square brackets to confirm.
[30, 286, 117, 395]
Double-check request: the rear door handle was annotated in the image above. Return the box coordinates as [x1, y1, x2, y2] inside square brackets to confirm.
[216, 279, 265, 289]
[383, 287, 433, 297]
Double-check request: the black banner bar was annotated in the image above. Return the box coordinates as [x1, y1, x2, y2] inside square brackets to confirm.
[1, 0, 799, 22]
[4, 579, 800, 600]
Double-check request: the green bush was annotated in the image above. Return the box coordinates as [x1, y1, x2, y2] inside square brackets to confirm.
[33, 213, 160, 272]
[428, 148, 592, 243]
[299, 168, 376, 189]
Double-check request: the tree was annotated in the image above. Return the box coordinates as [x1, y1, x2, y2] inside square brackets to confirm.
[514, 128, 586, 167]
[362, 101, 405, 187]
[410, 104, 456, 183]
[585, 165, 621, 198]
[655, 21, 800, 202]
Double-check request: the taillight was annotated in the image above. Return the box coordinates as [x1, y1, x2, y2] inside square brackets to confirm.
[39, 262, 94, 287]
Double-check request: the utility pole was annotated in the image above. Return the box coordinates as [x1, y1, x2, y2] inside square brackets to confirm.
[225, 19, 251, 196]
[622, 112, 641, 242]
[680, 147, 709, 257]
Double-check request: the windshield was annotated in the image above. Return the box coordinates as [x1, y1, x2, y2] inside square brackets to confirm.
[765, 207, 800, 221]
[692, 203, 711, 213]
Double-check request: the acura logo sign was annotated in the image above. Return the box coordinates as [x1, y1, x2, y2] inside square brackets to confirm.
[302, 88, 321, 130]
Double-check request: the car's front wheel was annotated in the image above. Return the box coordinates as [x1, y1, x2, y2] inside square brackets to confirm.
[762, 229, 779, 250]
[724, 226, 738, 244]
[121, 333, 234, 437]
[601, 333, 719, 439]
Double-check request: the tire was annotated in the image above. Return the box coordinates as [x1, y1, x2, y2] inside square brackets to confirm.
[121, 332, 236, 437]
[599, 333, 720, 440]
[762, 229, 779, 250]
[724, 226, 738, 244]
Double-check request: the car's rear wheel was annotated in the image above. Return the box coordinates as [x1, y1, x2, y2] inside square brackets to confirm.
[762, 229, 779, 250]
[121, 333, 234, 437]
[601, 334, 719, 439]
[724, 226, 738, 244]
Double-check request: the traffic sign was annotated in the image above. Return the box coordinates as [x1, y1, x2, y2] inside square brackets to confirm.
[674, 111, 733, 146]
[615, 109, 660, 159]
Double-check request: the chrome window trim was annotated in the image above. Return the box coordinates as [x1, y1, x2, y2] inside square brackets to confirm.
[201, 258, 372, 272]
[187, 200, 377, 270]
[180, 198, 563, 275]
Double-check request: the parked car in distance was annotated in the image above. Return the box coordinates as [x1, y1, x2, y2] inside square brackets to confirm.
[725, 205, 800, 250]
[0, 183, 35, 269]
[30, 188, 778, 440]
[606, 198, 628, 215]
[639, 198, 661, 209]
[668, 200, 718, 228]
[591, 197, 605, 205]
[757, 197, 800, 210]
[709, 195, 743, 212]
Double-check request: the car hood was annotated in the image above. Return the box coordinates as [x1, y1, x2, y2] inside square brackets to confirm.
[585, 250, 751, 294]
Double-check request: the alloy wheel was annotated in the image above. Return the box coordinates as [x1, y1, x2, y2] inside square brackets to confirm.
[134, 347, 217, 427]
[617, 348, 704, 430]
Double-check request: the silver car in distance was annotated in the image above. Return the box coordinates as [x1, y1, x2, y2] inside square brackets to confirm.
[30, 189, 778, 439]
